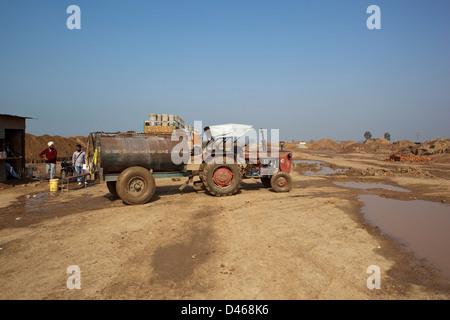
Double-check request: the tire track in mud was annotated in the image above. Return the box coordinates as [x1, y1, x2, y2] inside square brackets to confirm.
[100, 203, 218, 299]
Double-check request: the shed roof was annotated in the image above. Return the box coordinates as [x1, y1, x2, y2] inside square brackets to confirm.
[0, 114, 33, 119]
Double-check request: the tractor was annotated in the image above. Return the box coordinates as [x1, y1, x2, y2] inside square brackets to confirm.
[198, 124, 293, 196]
[89, 123, 293, 205]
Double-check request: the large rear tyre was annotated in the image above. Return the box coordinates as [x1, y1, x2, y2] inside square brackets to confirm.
[260, 176, 272, 188]
[270, 172, 292, 192]
[203, 162, 241, 196]
[199, 163, 206, 183]
[106, 181, 118, 198]
[116, 166, 156, 205]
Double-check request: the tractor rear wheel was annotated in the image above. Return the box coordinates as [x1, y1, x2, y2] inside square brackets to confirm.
[270, 172, 292, 192]
[203, 162, 241, 196]
[116, 166, 156, 205]
[199, 163, 205, 183]
[260, 176, 272, 188]
[106, 181, 118, 198]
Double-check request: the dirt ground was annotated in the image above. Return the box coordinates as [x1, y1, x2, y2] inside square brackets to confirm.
[0, 149, 449, 300]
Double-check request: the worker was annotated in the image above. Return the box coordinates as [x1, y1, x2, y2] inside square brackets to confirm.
[72, 144, 87, 186]
[39, 141, 58, 179]
[0, 141, 5, 158]
[1, 141, 16, 157]
[5, 162, 20, 179]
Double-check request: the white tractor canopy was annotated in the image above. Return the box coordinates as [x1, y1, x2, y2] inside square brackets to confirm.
[204, 124, 254, 140]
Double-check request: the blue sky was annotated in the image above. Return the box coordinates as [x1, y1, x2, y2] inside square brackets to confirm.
[1, 0, 449, 141]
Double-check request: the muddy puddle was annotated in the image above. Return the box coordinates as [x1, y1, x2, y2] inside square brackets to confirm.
[0, 189, 112, 229]
[334, 182, 410, 192]
[293, 160, 322, 165]
[359, 195, 450, 280]
[24, 192, 55, 213]
[304, 167, 345, 176]
[294, 160, 347, 176]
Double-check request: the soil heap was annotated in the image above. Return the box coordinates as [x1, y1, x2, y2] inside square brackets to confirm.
[362, 137, 394, 154]
[306, 138, 340, 151]
[418, 139, 450, 155]
[25, 133, 87, 163]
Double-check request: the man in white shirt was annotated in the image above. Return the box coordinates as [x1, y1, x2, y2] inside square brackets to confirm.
[72, 144, 87, 186]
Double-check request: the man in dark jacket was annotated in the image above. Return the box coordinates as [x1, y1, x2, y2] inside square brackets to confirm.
[39, 141, 57, 179]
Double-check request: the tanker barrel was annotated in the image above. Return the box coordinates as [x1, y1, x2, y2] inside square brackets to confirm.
[99, 134, 189, 174]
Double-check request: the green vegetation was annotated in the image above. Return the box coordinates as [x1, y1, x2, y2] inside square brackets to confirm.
[364, 131, 372, 141]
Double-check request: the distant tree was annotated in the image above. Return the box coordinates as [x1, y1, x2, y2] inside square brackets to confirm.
[384, 132, 391, 141]
[364, 131, 372, 141]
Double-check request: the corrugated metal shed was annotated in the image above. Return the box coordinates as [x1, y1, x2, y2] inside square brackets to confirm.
[0, 114, 31, 182]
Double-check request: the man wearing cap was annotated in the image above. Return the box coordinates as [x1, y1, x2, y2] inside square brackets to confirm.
[39, 142, 58, 179]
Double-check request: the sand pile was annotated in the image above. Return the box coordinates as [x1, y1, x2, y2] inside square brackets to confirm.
[283, 142, 300, 150]
[418, 139, 450, 155]
[339, 141, 358, 148]
[340, 141, 364, 153]
[347, 166, 434, 178]
[306, 138, 340, 150]
[293, 136, 449, 156]
[304, 138, 395, 154]
[365, 137, 392, 145]
[394, 140, 417, 154]
[361, 138, 394, 154]
[25, 133, 87, 163]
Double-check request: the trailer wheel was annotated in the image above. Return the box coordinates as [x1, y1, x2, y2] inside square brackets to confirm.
[106, 181, 118, 198]
[203, 161, 241, 196]
[116, 166, 156, 205]
[260, 176, 272, 188]
[270, 172, 292, 192]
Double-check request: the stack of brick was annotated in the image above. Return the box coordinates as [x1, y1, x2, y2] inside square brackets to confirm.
[387, 154, 432, 163]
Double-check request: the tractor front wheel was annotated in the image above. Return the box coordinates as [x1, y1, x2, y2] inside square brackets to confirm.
[270, 172, 292, 192]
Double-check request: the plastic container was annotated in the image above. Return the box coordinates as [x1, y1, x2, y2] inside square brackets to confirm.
[49, 179, 59, 192]
[25, 167, 33, 177]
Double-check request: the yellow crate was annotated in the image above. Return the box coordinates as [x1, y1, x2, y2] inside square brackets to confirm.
[144, 125, 176, 133]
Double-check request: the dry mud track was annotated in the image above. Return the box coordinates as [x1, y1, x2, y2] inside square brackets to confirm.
[0, 154, 449, 299]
